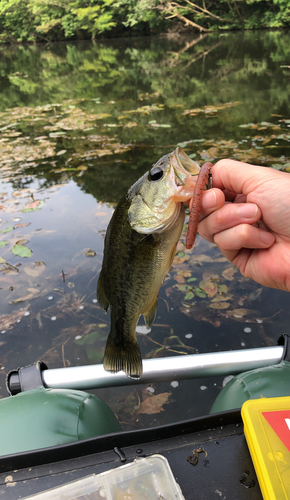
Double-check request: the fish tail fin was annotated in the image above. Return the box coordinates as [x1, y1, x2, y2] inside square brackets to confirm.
[103, 336, 143, 380]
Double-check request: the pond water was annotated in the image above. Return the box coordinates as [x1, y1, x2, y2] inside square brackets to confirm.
[0, 30, 290, 430]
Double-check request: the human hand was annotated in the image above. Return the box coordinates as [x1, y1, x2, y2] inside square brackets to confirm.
[198, 159, 290, 292]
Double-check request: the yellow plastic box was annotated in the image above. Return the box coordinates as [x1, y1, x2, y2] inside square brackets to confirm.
[242, 396, 290, 500]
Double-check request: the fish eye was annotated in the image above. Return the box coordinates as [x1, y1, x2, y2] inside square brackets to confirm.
[149, 166, 164, 181]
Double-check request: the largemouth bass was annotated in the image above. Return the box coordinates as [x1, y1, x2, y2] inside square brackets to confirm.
[97, 147, 200, 379]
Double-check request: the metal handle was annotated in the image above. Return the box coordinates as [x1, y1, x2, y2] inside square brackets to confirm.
[42, 346, 284, 390]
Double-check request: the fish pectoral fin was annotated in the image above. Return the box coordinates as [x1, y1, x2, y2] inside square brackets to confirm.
[103, 337, 143, 379]
[96, 271, 109, 312]
[143, 294, 158, 328]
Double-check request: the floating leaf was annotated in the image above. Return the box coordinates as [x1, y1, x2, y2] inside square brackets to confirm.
[187, 277, 197, 282]
[84, 248, 96, 257]
[74, 330, 106, 345]
[28, 200, 40, 209]
[178, 270, 191, 278]
[0, 226, 14, 234]
[195, 287, 206, 298]
[137, 392, 171, 414]
[49, 131, 67, 137]
[174, 275, 185, 284]
[10, 292, 34, 304]
[209, 302, 231, 309]
[0, 257, 6, 264]
[185, 291, 194, 300]
[22, 200, 44, 212]
[199, 279, 218, 297]
[124, 122, 138, 128]
[176, 284, 187, 291]
[27, 288, 40, 294]
[11, 244, 32, 258]
[14, 222, 30, 228]
[228, 308, 253, 318]
[95, 113, 111, 119]
[23, 262, 45, 276]
[150, 123, 171, 128]
[0, 241, 8, 248]
[15, 238, 29, 245]
[211, 294, 233, 303]
[222, 266, 238, 281]
[247, 287, 263, 301]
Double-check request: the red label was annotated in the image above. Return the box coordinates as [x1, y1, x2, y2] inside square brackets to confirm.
[262, 410, 290, 452]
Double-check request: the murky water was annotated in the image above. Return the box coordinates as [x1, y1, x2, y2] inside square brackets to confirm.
[1, 31, 290, 430]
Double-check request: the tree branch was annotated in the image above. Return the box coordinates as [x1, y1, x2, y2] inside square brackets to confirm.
[183, 0, 228, 22]
[164, 4, 209, 32]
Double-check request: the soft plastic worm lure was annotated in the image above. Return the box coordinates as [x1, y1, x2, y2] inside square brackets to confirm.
[186, 162, 213, 250]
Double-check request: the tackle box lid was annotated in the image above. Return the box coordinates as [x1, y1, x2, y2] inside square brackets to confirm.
[23, 454, 185, 500]
[242, 396, 290, 500]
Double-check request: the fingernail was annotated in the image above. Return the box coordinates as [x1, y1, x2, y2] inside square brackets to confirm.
[238, 204, 258, 219]
[260, 231, 274, 246]
[202, 189, 217, 209]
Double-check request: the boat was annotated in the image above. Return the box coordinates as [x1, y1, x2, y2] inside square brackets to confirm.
[0, 334, 289, 499]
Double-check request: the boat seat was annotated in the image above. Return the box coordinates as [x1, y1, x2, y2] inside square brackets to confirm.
[210, 360, 290, 413]
[0, 388, 121, 456]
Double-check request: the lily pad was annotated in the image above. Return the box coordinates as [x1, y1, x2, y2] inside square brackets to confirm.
[11, 244, 32, 258]
[195, 287, 206, 298]
[0, 226, 14, 234]
[74, 330, 106, 345]
[0, 241, 8, 248]
[22, 200, 45, 212]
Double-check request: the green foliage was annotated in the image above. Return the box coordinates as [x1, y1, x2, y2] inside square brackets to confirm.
[0, 0, 289, 44]
[72, 0, 116, 37]
[0, 0, 118, 43]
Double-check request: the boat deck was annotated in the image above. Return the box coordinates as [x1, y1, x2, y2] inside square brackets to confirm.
[0, 410, 262, 499]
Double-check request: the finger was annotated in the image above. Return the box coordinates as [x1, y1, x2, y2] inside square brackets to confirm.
[199, 188, 225, 218]
[212, 159, 270, 194]
[198, 202, 262, 243]
[213, 224, 275, 262]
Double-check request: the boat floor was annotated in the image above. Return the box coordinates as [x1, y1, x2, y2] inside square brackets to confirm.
[0, 410, 262, 499]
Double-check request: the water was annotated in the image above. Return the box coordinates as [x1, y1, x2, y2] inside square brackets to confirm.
[1, 31, 290, 430]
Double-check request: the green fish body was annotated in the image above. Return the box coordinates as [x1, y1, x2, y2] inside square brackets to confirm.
[97, 147, 200, 379]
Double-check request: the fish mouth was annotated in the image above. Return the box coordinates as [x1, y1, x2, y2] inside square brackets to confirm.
[168, 147, 200, 202]
[173, 146, 200, 185]
[173, 147, 200, 186]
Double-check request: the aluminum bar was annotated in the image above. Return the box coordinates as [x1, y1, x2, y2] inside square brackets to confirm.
[42, 346, 284, 390]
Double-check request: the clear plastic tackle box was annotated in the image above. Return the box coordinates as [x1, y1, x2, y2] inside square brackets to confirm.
[23, 454, 185, 500]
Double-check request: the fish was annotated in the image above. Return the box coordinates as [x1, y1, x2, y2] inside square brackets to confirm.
[97, 147, 200, 379]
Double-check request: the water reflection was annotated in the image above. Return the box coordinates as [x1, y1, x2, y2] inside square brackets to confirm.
[0, 31, 290, 428]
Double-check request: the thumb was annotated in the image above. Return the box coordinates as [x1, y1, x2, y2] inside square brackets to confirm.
[212, 159, 273, 196]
